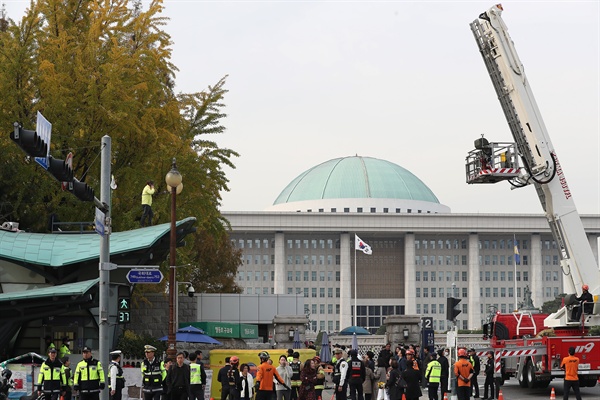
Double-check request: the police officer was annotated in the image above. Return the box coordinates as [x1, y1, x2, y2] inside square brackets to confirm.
[425, 352, 441, 400]
[332, 348, 349, 400]
[108, 350, 125, 400]
[468, 349, 480, 399]
[73, 346, 106, 400]
[289, 352, 302, 400]
[62, 356, 73, 400]
[37, 347, 67, 400]
[45, 335, 56, 354]
[59, 337, 71, 359]
[189, 352, 206, 400]
[142, 345, 166, 400]
[348, 350, 365, 400]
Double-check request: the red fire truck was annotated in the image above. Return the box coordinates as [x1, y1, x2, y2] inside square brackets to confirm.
[466, 4, 600, 389]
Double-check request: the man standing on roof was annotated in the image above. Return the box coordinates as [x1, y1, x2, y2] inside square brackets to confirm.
[254, 351, 289, 400]
[453, 349, 473, 400]
[141, 180, 156, 227]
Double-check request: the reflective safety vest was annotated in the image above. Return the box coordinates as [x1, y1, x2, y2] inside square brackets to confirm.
[62, 366, 73, 388]
[141, 358, 166, 393]
[290, 361, 302, 387]
[314, 366, 325, 390]
[190, 363, 203, 385]
[74, 358, 105, 393]
[38, 359, 66, 393]
[59, 344, 71, 359]
[108, 362, 125, 390]
[425, 360, 442, 383]
[350, 360, 362, 380]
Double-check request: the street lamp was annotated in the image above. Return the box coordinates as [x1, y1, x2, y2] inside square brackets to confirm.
[166, 158, 183, 360]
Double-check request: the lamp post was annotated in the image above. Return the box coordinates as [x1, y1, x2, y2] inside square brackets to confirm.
[165, 158, 183, 360]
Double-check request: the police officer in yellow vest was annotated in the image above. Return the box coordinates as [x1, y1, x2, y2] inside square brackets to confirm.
[73, 346, 106, 400]
[62, 356, 74, 400]
[189, 352, 206, 400]
[425, 352, 442, 400]
[141, 345, 167, 400]
[108, 350, 125, 400]
[37, 347, 67, 400]
[59, 337, 72, 359]
[313, 356, 326, 400]
[289, 352, 302, 400]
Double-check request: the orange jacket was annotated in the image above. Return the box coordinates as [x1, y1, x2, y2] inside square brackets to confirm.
[560, 356, 579, 381]
[256, 362, 284, 391]
[453, 358, 474, 387]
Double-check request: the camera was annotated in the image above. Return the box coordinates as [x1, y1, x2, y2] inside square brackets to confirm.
[187, 284, 195, 298]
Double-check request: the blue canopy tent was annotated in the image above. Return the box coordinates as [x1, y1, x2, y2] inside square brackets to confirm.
[340, 326, 370, 335]
[158, 325, 222, 345]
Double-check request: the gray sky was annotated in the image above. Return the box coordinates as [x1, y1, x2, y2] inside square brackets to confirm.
[6, 1, 600, 214]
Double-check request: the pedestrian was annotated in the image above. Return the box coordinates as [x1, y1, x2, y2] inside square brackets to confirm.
[59, 337, 71, 359]
[362, 357, 375, 400]
[425, 352, 441, 400]
[108, 350, 125, 400]
[560, 346, 582, 400]
[436, 350, 449, 400]
[189, 352, 206, 400]
[62, 356, 73, 400]
[468, 349, 480, 398]
[37, 347, 66, 400]
[385, 359, 403, 400]
[227, 356, 241, 400]
[332, 348, 349, 400]
[298, 358, 317, 400]
[348, 349, 366, 400]
[313, 356, 326, 400]
[73, 346, 106, 400]
[374, 353, 389, 400]
[162, 359, 174, 400]
[401, 360, 422, 400]
[141, 180, 156, 227]
[238, 364, 254, 400]
[45, 335, 56, 354]
[290, 352, 303, 400]
[276, 355, 293, 400]
[142, 345, 166, 400]
[255, 351, 289, 400]
[218, 357, 232, 400]
[406, 350, 419, 371]
[482, 352, 494, 400]
[422, 347, 432, 389]
[166, 352, 191, 400]
[378, 344, 393, 368]
[453, 349, 474, 400]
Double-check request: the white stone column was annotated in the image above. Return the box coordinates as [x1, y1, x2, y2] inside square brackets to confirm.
[339, 233, 351, 329]
[274, 232, 285, 294]
[404, 233, 416, 315]
[588, 235, 599, 265]
[468, 233, 481, 329]
[530, 234, 543, 308]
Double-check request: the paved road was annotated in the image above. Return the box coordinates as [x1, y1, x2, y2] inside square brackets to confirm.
[322, 379, 600, 400]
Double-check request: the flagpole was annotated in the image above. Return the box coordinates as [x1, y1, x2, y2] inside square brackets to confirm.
[354, 235, 357, 327]
[514, 234, 518, 312]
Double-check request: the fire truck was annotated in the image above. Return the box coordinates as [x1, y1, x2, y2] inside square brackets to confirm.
[465, 4, 600, 388]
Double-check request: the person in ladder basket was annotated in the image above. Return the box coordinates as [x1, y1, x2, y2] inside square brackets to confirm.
[108, 350, 125, 400]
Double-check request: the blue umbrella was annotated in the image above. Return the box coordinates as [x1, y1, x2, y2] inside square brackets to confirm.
[158, 325, 222, 345]
[292, 329, 301, 349]
[319, 331, 331, 363]
[340, 326, 370, 335]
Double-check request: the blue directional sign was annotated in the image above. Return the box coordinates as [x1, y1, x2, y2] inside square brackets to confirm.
[126, 269, 164, 284]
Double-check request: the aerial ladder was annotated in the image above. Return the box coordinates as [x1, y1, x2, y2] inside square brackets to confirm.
[465, 4, 600, 328]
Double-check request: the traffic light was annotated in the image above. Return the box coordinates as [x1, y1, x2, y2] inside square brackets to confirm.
[71, 178, 95, 202]
[10, 124, 48, 157]
[47, 156, 74, 182]
[447, 296, 462, 321]
[117, 297, 131, 324]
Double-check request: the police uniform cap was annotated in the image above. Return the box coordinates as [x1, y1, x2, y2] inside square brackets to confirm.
[333, 348, 343, 354]
[48, 348, 57, 353]
[144, 345, 157, 352]
[82, 346, 92, 352]
[110, 350, 122, 355]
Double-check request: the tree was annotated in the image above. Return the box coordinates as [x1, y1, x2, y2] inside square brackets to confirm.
[0, 0, 241, 292]
[541, 294, 567, 314]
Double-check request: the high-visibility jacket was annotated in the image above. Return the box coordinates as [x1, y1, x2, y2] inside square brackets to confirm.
[62, 366, 73, 388]
[141, 358, 166, 393]
[74, 358, 105, 393]
[141, 185, 155, 206]
[314, 366, 325, 390]
[37, 358, 66, 393]
[108, 362, 125, 390]
[190, 363, 203, 385]
[290, 361, 302, 387]
[59, 344, 71, 359]
[425, 360, 442, 383]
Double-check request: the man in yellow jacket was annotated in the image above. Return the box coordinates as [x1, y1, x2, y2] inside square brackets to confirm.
[141, 180, 156, 227]
[73, 346, 105, 400]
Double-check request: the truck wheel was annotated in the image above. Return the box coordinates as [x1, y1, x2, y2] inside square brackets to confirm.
[518, 366, 528, 388]
[526, 360, 537, 389]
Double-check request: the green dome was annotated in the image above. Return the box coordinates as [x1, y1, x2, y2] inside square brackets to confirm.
[273, 156, 440, 205]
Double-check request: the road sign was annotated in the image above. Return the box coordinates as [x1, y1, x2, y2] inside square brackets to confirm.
[126, 269, 163, 284]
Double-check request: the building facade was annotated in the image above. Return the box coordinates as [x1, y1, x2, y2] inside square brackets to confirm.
[222, 156, 600, 333]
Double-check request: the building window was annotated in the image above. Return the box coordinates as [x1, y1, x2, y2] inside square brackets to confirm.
[370, 207, 376, 213]
[312, 288, 317, 298]
[328, 288, 333, 297]
[319, 288, 325, 298]
[462, 271, 467, 281]
[462, 288, 467, 297]
[304, 288, 309, 298]
[304, 271, 309, 281]
[320, 304, 325, 314]
[416, 288, 421, 298]
[296, 271, 301, 281]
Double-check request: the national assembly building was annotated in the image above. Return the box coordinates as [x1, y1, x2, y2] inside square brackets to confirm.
[222, 156, 600, 333]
